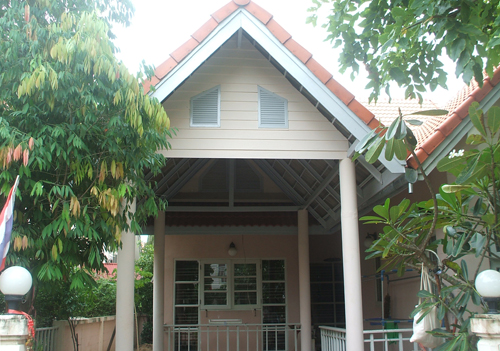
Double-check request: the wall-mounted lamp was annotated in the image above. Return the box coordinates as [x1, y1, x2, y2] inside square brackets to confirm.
[228, 242, 237, 256]
[364, 233, 377, 248]
[0, 266, 33, 311]
[475, 269, 500, 314]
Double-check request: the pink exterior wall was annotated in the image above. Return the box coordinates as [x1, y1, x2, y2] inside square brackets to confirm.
[164, 234, 300, 326]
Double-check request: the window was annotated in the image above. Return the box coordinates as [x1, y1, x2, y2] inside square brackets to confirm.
[258, 86, 288, 128]
[203, 263, 228, 307]
[174, 259, 286, 351]
[190, 86, 220, 127]
[174, 259, 284, 311]
[234, 263, 258, 306]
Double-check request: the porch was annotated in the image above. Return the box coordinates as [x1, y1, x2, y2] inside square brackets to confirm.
[161, 323, 425, 351]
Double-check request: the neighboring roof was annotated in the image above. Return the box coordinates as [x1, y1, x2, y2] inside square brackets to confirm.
[364, 98, 443, 148]
[144, 0, 379, 132]
[407, 68, 500, 168]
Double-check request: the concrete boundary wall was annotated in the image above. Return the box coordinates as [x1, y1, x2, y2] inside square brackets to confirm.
[52, 315, 148, 351]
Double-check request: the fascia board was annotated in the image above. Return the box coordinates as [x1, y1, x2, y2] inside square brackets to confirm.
[421, 83, 500, 175]
[239, 13, 405, 173]
[150, 10, 244, 102]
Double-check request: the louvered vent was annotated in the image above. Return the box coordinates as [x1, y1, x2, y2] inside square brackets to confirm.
[258, 86, 288, 128]
[190, 86, 220, 127]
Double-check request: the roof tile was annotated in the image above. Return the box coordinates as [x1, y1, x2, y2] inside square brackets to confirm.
[454, 96, 476, 119]
[420, 131, 446, 156]
[469, 80, 493, 101]
[367, 118, 381, 130]
[325, 78, 355, 106]
[491, 70, 500, 86]
[408, 148, 429, 169]
[284, 39, 312, 64]
[306, 58, 333, 84]
[155, 57, 178, 80]
[233, 0, 250, 5]
[266, 19, 291, 44]
[143, 75, 160, 94]
[192, 18, 219, 43]
[170, 38, 200, 63]
[211, 1, 239, 23]
[348, 99, 375, 124]
[437, 112, 462, 137]
[244, 2, 273, 24]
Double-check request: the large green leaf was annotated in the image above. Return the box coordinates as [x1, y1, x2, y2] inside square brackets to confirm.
[365, 136, 386, 163]
[393, 138, 407, 160]
[455, 153, 480, 184]
[487, 106, 500, 134]
[468, 103, 486, 137]
[406, 109, 448, 116]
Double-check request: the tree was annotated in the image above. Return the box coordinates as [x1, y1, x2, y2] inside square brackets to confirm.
[355, 104, 500, 350]
[0, 0, 171, 288]
[307, 0, 500, 102]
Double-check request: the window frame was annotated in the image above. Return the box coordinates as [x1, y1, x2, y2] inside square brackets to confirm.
[190, 85, 221, 128]
[258, 86, 288, 129]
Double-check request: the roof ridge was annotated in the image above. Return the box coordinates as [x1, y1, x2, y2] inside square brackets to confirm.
[143, 0, 380, 131]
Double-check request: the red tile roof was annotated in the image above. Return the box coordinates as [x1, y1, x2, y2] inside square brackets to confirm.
[407, 68, 500, 168]
[144, 0, 377, 130]
[144, 0, 500, 170]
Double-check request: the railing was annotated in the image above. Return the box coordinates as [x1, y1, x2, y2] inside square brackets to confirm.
[320, 326, 432, 351]
[165, 323, 301, 351]
[35, 326, 59, 351]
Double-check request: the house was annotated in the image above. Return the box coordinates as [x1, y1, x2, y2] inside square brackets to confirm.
[112, 1, 500, 351]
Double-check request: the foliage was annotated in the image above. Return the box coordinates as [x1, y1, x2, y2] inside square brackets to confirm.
[135, 242, 154, 343]
[30, 275, 116, 327]
[307, 0, 500, 102]
[0, 1, 171, 288]
[355, 103, 500, 350]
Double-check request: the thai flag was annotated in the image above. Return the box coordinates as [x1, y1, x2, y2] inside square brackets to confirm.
[0, 176, 20, 272]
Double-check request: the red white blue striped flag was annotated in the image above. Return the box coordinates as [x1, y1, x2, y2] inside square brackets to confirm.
[0, 176, 20, 272]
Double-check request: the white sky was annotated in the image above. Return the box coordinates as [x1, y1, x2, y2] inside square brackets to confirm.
[113, 0, 463, 104]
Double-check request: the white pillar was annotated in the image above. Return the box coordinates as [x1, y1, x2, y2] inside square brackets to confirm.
[471, 314, 500, 351]
[298, 209, 312, 351]
[339, 158, 364, 351]
[0, 315, 28, 351]
[153, 211, 165, 351]
[116, 199, 136, 351]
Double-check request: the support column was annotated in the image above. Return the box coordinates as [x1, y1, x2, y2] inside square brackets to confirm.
[339, 158, 364, 351]
[298, 209, 312, 351]
[116, 199, 136, 351]
[153, 211, 165, 351]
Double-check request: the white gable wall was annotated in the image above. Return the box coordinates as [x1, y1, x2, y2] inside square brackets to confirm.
[160, 36, 348, 159]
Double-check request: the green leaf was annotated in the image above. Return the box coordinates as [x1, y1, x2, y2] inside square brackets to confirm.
[441, 184, 472, 193]
[405, 119, 423, 125]
[417, 290, 436, 298]
[365, 136, 385, 163]
[385, 138, 395, 161]
[487, 106, 500, 134]
[394, 118, 407, 140]
[386, 118, 401, 140]
[469, 103, 487, 137]
[450, 38, 466, 60]
[393, 139, 407, 160]
[406, 109, 448, 116]
[389, 67, 406, 84]
[455, 154, 479, 184]
[460, 260, 468, 280]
